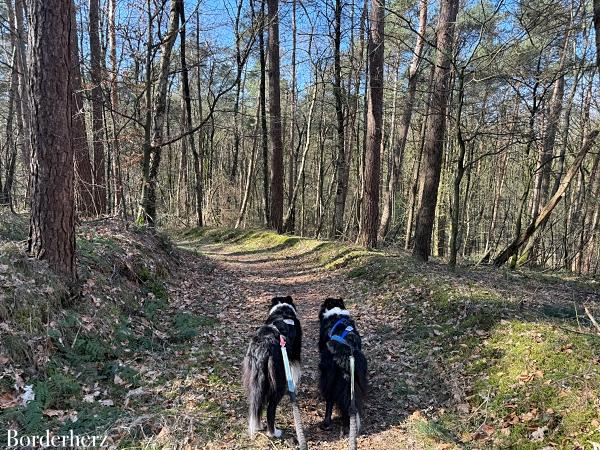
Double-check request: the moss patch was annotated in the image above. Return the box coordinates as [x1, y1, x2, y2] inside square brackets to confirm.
[460, 321, 600, 448]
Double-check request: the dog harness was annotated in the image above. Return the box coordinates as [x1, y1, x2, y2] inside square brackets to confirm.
[328, 317, 355, 346]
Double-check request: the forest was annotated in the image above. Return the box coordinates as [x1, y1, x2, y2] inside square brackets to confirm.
[1, 0, 600, 273]
[0, 0, 600, 449]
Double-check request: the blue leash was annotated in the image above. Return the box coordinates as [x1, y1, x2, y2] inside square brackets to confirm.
[280, 335, 297, 398]
[280, 335, 308, 450]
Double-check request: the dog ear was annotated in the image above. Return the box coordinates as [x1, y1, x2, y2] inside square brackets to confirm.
[270, 296, 281, 306]
[319, 298, 333, 320]
[318, 304, 325, 321]
[285, 295, 293, 303]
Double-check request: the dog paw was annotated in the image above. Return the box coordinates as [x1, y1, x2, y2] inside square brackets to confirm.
[267, 428, 283, 438]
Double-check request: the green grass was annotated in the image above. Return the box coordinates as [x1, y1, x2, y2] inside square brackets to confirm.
[177, 227, 384, 274]
[176, 227, 305, 255]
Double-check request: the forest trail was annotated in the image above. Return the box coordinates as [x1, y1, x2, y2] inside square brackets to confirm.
[173, 232, 428, 450]
[2, 221, 598, 449]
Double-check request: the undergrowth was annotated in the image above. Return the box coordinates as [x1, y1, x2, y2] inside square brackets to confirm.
[0, 220, 216, 447]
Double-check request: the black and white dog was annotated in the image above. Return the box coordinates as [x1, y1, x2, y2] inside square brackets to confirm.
[318, 298, 367, 432]
[242, 295, 302, 438]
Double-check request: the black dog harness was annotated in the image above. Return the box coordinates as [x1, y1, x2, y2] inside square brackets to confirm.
[328, 317, 355, 346]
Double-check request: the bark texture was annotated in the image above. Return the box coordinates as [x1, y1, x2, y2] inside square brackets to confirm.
[137, 0, 180, 225]
[89, 0, 107, 214]
[70, 0, 95, 216]
[412, 0, 459, 260]
[267, 0, 284, 232]
[378, 0, 427, 242]
[357, 0, 384, 248]
[27, 0, 77, 279]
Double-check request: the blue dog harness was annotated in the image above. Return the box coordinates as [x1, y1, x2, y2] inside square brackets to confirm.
[328, 317, 355, 346]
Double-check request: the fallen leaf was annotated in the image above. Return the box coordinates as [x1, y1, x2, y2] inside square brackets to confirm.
[435, 444, 453, 450]
[0, 392, 19, 409]
[521, 410, 537, 422]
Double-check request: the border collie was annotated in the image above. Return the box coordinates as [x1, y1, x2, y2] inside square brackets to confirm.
[242, 295, 302, 438]
[318, 298, 367, 432]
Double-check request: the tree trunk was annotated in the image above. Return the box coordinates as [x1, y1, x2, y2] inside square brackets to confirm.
[137, 0, 180, 226]
[27, 0, 77, 279]
[285, 0, 297, 233]
[108, 0, 125, 217]
[70, 0, 95, 216]
[178, 3, 195, 222]
[493, 130, 600, 267]
[236, 101, 261, 228]
[332, 0, 347, 237]
[378, 0, 427, 241]
[412, 0, 459, 260]
[259, 0, 269, 226]
[448, 70, 466, 266]
[193, 7, 204, 227]
[357, 0, 384, 248]
[1, 49, 19, 206]
[519, 31, 570, 265]
[405, 65, 434, 249]
[89, 0, 107, 214]
[582, 151, 600, 272]
[267, 0, 284, 232]
[11, 0, 31, 175]
[2, 0, 23, 207]
[594, 0, 600, 66]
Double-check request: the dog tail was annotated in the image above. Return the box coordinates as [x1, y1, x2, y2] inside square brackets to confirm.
[352, 350, 368, 402]
[267, 354, 279, 391]
[326, 340, 368, 409]
[326, 340, 362, 374]
[242, 345, 270, 437]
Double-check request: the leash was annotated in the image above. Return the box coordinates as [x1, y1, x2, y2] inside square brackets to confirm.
[280, 335, 308, 450]
[328, 318, 359, 450]
[348, 354, 358, 450]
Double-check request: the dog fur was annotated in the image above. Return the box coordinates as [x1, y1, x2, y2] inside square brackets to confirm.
[318, 298, 367, 432]
[242, 296, 302, 438]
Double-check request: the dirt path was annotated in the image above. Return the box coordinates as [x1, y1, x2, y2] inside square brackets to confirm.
[172, 237, 426, 450]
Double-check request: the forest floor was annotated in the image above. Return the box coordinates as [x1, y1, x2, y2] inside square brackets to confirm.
[1, 216, 600, 449]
